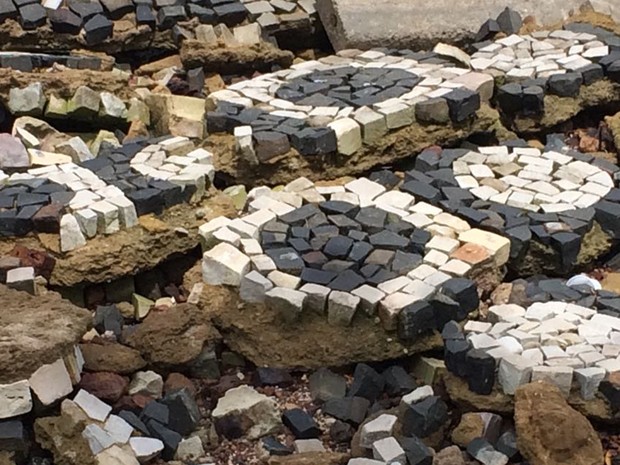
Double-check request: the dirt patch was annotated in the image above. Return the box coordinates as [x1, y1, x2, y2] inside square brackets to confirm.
[0, 284, 91, 384]
[180, 40, 295, 76]
[0, 191, 237, 287]
[209, 104, 513, 187]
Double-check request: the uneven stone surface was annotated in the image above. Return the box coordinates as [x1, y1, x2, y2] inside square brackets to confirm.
[184, 277, 443, 368]
[0, 192, 236, 287]
[514, 381, 603, 465]
[209, 105, 510, 187]
[316, 0, 619, 50]
[444, 372, 618, 423]
[180, 40, 294, 75]
[0, 285, 90, 384]
[126, 303, 221, 367]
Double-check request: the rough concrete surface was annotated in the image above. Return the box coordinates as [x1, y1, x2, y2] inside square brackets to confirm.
[316, 0, 619, 50]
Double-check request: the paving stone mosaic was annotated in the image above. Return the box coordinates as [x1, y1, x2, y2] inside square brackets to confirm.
[200, 175, 512, 339]
[207, 50, 487, 160]
[0, 135, 214, 250]
[443, 276, 620, 401]
[396, 141, 620, 273]
[472, 25, 620, 115]
[0, 0, 317, 49]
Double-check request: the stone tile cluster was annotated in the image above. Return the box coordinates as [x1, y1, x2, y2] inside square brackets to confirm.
[7, 82, 147, 126]
[0, 346, 84, 421]
[207, 50, 490, 160]
[1, 0, 251, 44]
[71, 376, 200, 463]
[241, 0, 318, 32]
[201, 175, 511, 340]
[401, 141, 619, 272]
[443, 289, 620, 402]
[0, 134, 215, 251]
[0, 51, 103, 72]
[473, 23, 620, 115]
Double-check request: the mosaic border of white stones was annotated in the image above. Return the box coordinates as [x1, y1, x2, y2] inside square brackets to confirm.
[200, 175, 510, 330]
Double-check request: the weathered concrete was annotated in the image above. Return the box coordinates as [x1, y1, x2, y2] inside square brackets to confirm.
[316, 0, 619, 50]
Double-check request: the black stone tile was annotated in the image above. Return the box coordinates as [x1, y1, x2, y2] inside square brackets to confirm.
[300, 268, 337, 285]
[354, 207, 386, 233]
[548, 72, 583, 97]
[401, 180, 440, 203]
[100, 0, 133, 18]
[136, 4, 156, 26]
[319, 201, 358, 216]
[444, 88, 481, 122]
[213, 1, 246, 26]
[265, 247, 304, 275]
[19, 2, 46, 29]
[400, 396, 448, 438]
[398, 301, 435, 342]
[347, 363, 384, 403]
[282, 409, 320, 439]
[83, 13, 113, 45]
[328, 269, 364, 291]
[290, 127, 338, 156]
[280, 204, 319, 225]
[127, 188, 164, 216]
[322, 259, 356, 273]
[157, 4, 186, 29]
[465, 349, 496, 395]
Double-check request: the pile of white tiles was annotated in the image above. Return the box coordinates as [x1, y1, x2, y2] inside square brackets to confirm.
[471, 30, 609, 79]
[468, 301, 620, 399]
[454, 145, 614, 213]
[200, 176, 510, 330]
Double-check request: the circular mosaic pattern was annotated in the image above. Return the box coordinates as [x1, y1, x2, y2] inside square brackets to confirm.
[274, 66, 422, 108]
[451, 145, 614, 213]
[201, 174, 512, 341]
[471, 29, 612, 80]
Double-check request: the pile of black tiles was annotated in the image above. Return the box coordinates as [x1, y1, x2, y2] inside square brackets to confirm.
[396, 138, 619, 273]
[0, 178, 71, 237]
[260, 202, 431, 290]
[119, 387, 200, 460]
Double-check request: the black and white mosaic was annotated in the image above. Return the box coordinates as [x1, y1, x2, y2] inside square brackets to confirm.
[207, 51, 488, 160]
[200, 175, 511, 340]
[474, 24, 620, 115]
[443, 276, 620, 401]
[0, 135, 214, 251]
[396, 140, 620, 272]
